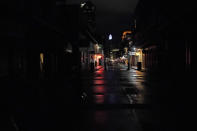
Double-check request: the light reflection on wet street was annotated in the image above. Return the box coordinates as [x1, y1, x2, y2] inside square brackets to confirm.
[80, 64, 149, 131]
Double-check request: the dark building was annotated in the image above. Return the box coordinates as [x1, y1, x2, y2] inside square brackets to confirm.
[1, 0, 99, 130]
[134, 0, 195, 74]
[1, 0, 98, 81]
[133, 0, 195, 130]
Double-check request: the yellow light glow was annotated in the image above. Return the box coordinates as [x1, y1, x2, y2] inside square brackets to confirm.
[40, 53, 44, 64]
[136, 52, 140, 56]
[97, 56, 102, 59]
[122, 31, 132, 40]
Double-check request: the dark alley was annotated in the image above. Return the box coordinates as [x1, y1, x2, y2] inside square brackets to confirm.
[1, 0, 196, 131]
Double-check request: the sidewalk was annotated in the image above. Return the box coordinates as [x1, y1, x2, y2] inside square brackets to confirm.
[131, 66, 146, 72]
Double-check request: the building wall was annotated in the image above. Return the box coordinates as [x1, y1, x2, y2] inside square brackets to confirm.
[134, 0, 194, 74]
[133, 1, 195, 130]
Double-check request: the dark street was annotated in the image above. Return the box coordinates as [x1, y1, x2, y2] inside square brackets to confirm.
[2, 64, 190, 131]
[80, 64, 147, 131]
[78, 64, 182, 131]
[1, 0, 195, 130]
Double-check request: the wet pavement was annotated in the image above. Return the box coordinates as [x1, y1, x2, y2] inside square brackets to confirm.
[79, 64, 151, 131]
[3, 63, 189, 131]
[78, 63, 190, 131]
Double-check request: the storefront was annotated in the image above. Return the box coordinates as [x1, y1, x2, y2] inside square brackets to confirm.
[131, 48, 144, 70]
[94, 54, 104, 66]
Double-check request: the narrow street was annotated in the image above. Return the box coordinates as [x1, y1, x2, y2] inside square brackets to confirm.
[79, 64, 151, 131]
[2, 63, 190, 131]
[3, 1, 194, 130]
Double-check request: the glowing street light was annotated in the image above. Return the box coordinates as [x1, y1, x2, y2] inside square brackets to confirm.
[109, 34, 112, 40]
[80, 3, 86, 8]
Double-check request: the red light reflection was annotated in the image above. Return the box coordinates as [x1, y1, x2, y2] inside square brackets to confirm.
[96, 70, 103, 74]
[94, 95, 105, 104]
[93, 86, 106, 93]
[94, 80, 105, 85]
[95, 69, 104, 75]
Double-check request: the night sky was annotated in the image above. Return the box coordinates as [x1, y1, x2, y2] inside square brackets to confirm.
[67, 0, 139, 44]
